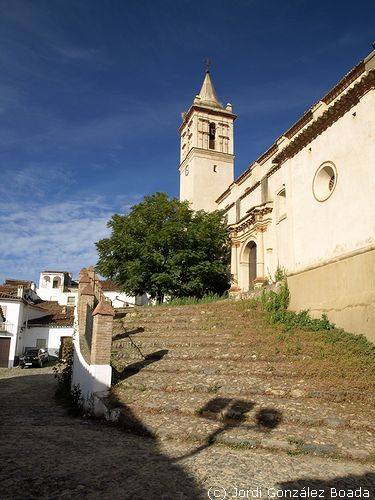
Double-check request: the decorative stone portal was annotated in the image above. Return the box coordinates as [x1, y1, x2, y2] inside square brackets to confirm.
[239, 240, 259, 292]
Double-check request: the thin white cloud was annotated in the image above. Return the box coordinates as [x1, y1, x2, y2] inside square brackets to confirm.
[0, 164, 75, 203]
[0, 194, 141, 283]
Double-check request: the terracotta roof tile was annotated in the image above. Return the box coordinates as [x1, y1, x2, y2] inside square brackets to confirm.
[4, 279, 33, 287]
[0, 286, 18, 299]
[28, 301, 74, 327]
[93, 299, 115, 316]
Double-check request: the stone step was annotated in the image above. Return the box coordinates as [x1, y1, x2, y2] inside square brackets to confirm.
[114, 370, 357, 403]
[117, 324, 255, 336]
[123, 303, 231, 315]
[107, 402, 375, 462]
[112, 386, 375, 432]
[111, 344, 304, 363]
[119, 311, 253, 324]
[115, 316, 256, 328]
[116, 371, 300, 391]
[113, 337, 263, 350]
[113, 328, 251, 339]
[118, 311, 222, 322]
[115, 357, 299, 378]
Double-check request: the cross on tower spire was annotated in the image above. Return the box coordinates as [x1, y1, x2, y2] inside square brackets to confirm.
[204, 57, 211, 73]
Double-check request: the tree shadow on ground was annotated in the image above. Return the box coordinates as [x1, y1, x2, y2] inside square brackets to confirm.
[0, 371, 204, 499]
[112, 349, 169, 382]
[177, 397, 283, 460]
[277, 473, 375, 498]
[112, 327, 145, 341]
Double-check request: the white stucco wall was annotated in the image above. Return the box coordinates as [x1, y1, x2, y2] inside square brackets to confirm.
[36, 287, 78, 306]
[22, 326, 73, 358]
[0, 300, 61, 365]
[286, 90, 375, 273]
[180, 150, 234, 212]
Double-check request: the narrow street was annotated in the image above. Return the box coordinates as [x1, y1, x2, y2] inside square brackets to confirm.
[0, 367, 374, 499]
[0, 367, 201, 499]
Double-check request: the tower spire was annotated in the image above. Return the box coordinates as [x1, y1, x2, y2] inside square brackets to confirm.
[196, 71, 223, 109]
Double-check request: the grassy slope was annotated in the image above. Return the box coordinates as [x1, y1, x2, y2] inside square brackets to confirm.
[234, 299, 375, 401]
[113, 298, 375, 404]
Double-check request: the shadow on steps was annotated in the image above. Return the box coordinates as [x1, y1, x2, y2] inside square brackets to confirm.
[177, 397, 283, 460]
[113, 327, 145, 341]
[112, 349, 169, 382]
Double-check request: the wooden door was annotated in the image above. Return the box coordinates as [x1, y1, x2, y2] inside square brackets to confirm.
[0, 337, 11, 367]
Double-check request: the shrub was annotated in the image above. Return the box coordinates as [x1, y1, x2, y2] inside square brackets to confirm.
[260, 281, 335, 332]
[53, 337, 83, 414]
[274, 265, 287, 283]
[53, 337, 73, 398]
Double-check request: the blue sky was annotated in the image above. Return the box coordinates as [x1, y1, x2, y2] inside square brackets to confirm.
[0, 0, 374, 283]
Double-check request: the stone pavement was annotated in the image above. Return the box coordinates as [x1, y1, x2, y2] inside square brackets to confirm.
[0, 365, 374, 499]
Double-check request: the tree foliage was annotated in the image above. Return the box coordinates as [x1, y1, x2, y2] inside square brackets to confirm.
[95, 192, 231, 302]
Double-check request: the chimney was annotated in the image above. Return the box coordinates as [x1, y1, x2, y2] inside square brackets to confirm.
[17, 285, 24, 298]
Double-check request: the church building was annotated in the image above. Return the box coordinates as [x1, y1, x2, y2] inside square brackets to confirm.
[179, 49, 375, 342]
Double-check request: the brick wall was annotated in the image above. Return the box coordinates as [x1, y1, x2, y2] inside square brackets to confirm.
[77, 268, 114, 366]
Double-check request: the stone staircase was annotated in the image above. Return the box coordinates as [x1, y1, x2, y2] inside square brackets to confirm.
[110, 301, 375, 463]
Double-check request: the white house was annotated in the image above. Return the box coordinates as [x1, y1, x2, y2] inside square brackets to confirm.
[36, 270, 148, 308]
[36, 270, 78, 306]
[0, 270, 149, 367]
[0, 280, 74, 368]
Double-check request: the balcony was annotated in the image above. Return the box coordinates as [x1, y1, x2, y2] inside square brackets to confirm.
[0, 322, 14, 334]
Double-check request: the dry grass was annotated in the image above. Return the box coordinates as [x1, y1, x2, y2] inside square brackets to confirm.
[234, 299, 375, 399]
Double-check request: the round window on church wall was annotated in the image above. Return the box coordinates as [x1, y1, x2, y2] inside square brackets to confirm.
[312, 162, 337, 202]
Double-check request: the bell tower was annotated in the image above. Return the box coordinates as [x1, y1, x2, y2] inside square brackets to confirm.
[179, 70, 236, 211]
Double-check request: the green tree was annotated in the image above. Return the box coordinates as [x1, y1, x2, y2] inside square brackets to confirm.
[95, 192, 231, 302]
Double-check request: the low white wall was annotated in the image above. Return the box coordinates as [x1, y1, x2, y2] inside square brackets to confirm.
[103, 291, 149, 307]
[103, 291, 134, 308]
[71, 311, 112, 413]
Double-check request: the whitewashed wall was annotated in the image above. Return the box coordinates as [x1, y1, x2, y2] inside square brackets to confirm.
[36, 287, 78, 306]
[286, 90, 375, 273]
[22, 326, 73, 358]
[71, 308, 111, 413]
